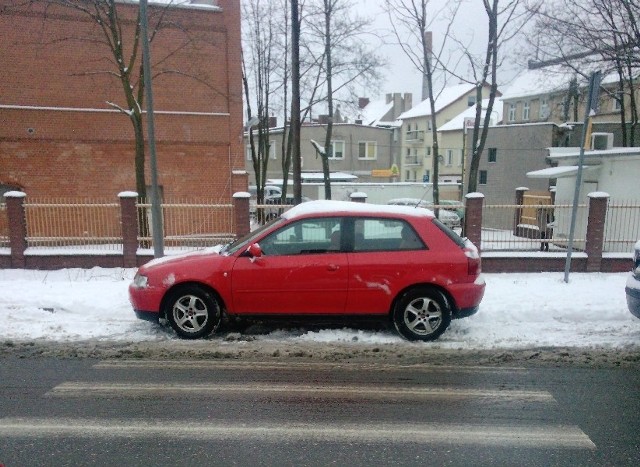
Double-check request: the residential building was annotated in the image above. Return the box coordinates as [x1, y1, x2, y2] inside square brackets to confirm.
[396, 83, 493, 183]
[0, 0, 244, 200]
[244, 123, 396, 187]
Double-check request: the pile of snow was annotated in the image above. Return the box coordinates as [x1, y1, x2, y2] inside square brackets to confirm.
[0, 268, 638, 349]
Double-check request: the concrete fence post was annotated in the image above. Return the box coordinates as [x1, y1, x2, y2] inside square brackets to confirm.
[233, 191, 251, 238]
[585, 192, 609, 273]
[464, 192, 484, 252]
[119, 191, 139, 268]
[4, 191, 27, 268]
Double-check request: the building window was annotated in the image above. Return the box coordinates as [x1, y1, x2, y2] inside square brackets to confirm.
[613, 96, 623, 111]
[459, 149, 464, 166]
[425, 146, 431, 156]
[330, 140, 345, 159]
[522, 101, 530, 121]
[358, 141, 377, 160]
[468, 95, 476, 106]
[479, 170, 488, 185]
[508, 103, 516, 122]
[427, 119, 432, 130]
[406, 123, 412, 133]
[488, 148, 497, 163]
[540, 98, 549, 119]
[423, 170, 430, 183]
[446, 149, 453, 166]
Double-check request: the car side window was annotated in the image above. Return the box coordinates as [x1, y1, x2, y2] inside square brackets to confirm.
[259, 218, 342, 256]
[353, 218, 425, 252]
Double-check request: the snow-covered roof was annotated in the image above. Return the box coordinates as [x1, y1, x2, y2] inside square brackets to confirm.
[438, 99, 503, 132]
[267, 173, 358, 185]
[358, 99, 394, 126]
[526, 165, 601, 179]
[397, 83, 475, 120]
[502, 65, 619, 101]
[547, 147, 640, 160]
[283, 199, 434, 220]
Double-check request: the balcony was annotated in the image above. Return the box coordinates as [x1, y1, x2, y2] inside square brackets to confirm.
[404, 155, 421, 166]
[405, 130, 424, 142]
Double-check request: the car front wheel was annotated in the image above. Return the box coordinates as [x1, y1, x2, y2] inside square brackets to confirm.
[393, 287, 451, 341]
[165, 285, 221, 339]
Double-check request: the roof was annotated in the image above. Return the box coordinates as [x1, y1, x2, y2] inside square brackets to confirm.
[266, 172, 358, 185]
[547, 147, 640, 160]
[283, 200, 435, 220]
[397, 83, 475, 120]
[438, 98, 503, 132]
[358, 99, 394, 126]
[502, 65, 619, 100]
[526, 165, 601, 179]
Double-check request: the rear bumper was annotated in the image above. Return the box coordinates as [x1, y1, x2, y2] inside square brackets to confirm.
[454, 305, 480, 319]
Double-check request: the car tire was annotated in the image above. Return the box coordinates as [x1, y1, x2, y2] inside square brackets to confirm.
[393, 287, 451, 341]
[164, 285, 221, 339]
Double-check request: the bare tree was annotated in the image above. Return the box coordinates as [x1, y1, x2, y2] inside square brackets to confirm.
[384, 0, 459, 206]
[527, 0, 640, 146]
[450, 0, 535, 194]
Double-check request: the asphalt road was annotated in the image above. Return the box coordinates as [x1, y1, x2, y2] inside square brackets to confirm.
[0, 357, 639, 466]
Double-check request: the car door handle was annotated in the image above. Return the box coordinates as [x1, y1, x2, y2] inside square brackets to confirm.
[327, 264, 340, 271]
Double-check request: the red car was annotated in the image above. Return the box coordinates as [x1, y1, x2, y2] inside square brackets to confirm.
[129, 200, 485, 341]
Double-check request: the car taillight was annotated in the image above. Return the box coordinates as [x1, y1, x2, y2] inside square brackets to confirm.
[464, 247, 481, 276]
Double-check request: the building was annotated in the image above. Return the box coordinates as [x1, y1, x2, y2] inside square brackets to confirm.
[0, 0, 244, 200]
[396, 83, 493, 183]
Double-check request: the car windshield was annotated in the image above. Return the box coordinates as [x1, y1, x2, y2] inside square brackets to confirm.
[221, 218, 285, 255]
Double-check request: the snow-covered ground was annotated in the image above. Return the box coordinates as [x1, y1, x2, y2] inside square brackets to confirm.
[0, 268, 638, 353]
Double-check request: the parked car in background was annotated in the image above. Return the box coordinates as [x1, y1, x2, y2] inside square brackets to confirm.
[387, 198, 461, 229]
[438, 199, 465, 221]
[263, 194, 311, 222]
[129, 200, 485, 342]
[625, 240, 640, 319]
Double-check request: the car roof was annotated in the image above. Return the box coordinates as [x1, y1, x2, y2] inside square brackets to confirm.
[283, 200, 435, 220]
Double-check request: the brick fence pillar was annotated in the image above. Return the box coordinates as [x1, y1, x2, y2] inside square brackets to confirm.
[119, 191, 139, 268]
[585, 192, 609, 273]
[233, 191, 251, 238]
[350, 192, 367, 203]
[232, 170, 249, 195]
[464, 193, 484, 252]
[4, 191, 27, 268]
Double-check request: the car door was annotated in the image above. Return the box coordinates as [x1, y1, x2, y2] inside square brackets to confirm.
[231, 217, 348, 315]
[345, 217, 427, 314]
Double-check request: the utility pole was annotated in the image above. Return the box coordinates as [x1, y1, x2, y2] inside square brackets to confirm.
[290, 0, 302, 204]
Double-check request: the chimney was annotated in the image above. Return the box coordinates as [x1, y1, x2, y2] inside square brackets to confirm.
[268, 116, 277, 128]
[358, 97, 370, 109]
[403, 93, 412, 112]
[318, 114, 329, 124]
[393, 93, 402, 117]
[386, 93, 393, 104]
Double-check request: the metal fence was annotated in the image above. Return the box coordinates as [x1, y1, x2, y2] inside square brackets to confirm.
[23, 198, 122, 251]
[137, 199, 235, 251]
[604, 200, 640, 252]
[481, 202, 589, 252]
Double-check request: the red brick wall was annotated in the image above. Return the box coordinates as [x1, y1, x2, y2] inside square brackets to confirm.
[0, 0, 244, 200]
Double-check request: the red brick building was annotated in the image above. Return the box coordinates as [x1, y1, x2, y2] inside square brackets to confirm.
[0, 0, 244, 200]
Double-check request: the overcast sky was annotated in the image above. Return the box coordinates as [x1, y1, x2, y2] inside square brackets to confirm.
[351, 0, 524, 102]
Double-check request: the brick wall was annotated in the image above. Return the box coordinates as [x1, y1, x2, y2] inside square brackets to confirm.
[0, 0, 244, 200]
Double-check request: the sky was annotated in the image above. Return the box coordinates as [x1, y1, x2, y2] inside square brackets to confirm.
[1, 267, 638, 350]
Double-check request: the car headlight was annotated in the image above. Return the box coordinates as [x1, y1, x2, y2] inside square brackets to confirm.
[133, 273, 149, 289]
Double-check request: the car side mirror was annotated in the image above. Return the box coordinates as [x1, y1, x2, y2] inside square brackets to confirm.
[246, 243, 263, 258]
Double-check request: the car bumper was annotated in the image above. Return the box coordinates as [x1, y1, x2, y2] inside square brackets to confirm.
[129, 283, 165, 318]
[134, 310, 160, 322]
[625, 274, 640, 319]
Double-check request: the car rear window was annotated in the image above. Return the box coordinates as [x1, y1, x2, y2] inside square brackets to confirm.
[432, 218, 466, 248]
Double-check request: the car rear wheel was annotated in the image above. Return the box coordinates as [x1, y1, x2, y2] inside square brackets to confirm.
[165, 285, 221, 339]
[393, 287, 451, 341]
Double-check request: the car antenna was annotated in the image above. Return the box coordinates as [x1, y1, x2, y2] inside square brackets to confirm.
[414, 184, 433, 208]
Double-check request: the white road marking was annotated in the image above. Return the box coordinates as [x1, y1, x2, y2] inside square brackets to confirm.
[0, 418, 595, 449]
[46, 381, 555, 402]
[93, 359, 528, 373]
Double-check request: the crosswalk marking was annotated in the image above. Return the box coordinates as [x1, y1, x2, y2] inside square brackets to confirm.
[0, 418, 596, 449]
[46, 381, 555, 402]
[93, 359, 528, 373]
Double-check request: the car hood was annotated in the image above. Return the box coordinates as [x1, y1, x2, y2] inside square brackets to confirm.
[137, 246, 226, 275]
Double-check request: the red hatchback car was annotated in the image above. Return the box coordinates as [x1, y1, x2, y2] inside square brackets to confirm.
[129, 200, 485, 341]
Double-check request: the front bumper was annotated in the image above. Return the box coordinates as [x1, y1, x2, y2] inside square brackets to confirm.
[134, 310, 160, 322]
